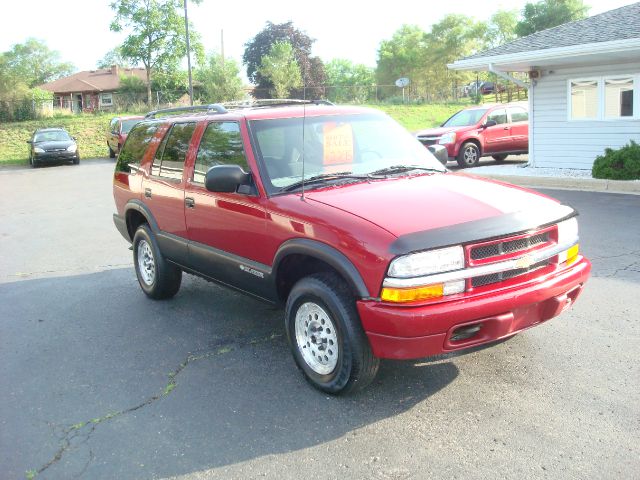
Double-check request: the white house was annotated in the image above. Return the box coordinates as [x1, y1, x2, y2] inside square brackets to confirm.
[449, 3, 640, 169]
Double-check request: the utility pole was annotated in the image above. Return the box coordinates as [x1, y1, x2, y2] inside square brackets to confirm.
[221, 29, 225, 67]
[184, 0, 194, 106]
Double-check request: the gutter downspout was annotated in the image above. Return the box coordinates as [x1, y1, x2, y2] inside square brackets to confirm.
[488, 63, 534, 167]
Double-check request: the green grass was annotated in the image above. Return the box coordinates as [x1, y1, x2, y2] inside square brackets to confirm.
[0, 111, 139, 165]
[0, 103, 468, 165]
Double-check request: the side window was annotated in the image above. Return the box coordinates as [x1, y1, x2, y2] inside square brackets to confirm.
[115, 123, 158, 174]
[151, 122, 197, 181]
[193, 122, 248, 184]
[109, 118, 118, 133]
[508, 107, 528, 123]
[487, 109, 507, 125]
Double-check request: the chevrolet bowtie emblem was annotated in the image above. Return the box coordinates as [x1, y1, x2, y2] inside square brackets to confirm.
[515, 255, 533, 269]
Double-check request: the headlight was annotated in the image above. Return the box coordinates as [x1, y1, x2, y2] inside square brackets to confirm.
[438, 132, 456, 145]
[66, 144, 78, 153]
[388, 245, 464, 278]
[557, 217, 579, 265]
[34, 147, 45, 154]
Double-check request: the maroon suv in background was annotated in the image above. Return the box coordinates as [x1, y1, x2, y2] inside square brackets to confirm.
[107, 115, 144, 158]
[415, 103, 528, 168]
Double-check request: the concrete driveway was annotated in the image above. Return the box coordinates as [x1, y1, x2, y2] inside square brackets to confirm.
[1, 162, 638, 479]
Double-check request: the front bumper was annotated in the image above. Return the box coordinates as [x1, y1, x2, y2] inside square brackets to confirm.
[357, 257, 591, 359]
[34, 152, 78, 162]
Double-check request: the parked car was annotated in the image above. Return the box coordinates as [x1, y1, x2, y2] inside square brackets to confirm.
[112, 101, 589, 394]
[415, 102, 529, 168]
[27, 128, 80, 168]
[107, 115, 144, 158]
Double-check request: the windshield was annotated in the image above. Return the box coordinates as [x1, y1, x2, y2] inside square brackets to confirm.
[121, 119, 141, 134]
[442, 108, 488, 127]
[33, 130, 72, 142]
[249, 112, 446, 194]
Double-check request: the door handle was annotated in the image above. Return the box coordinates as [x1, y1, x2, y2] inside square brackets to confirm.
[503, 126, 511, 130]
[185, 197, 195, 208]
[144, 188, 152, 198]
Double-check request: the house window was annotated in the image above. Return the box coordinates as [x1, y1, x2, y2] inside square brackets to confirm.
[100, 93, 113, 107]
[570, 80, 598, 120]
[605, 78, 634, 118]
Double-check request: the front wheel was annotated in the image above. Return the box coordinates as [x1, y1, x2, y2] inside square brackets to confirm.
[457, 142, 480, 168]
[108, 145, 116, 158]
[133, 224, 182, 299]
[285, 273, 379, 394]
[492, 154, 508, 162]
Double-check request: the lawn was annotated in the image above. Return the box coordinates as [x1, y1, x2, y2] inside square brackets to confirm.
[0, 103, 467, 166]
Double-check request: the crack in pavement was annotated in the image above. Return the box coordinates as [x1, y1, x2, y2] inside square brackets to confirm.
[593, 261, 640, 279]
[28, 332, 283, 479]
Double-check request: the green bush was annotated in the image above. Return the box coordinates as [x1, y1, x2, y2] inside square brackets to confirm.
[592, 141, 640, 180]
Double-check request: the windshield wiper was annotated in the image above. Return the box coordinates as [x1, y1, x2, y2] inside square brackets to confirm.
[280, 172, 372, 192]
[368, 165, 444, 176]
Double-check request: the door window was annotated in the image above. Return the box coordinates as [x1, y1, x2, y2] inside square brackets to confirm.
[151, 122, 197, 181]
[508, 107, 528, 123]
[115, 123, 158, 174]
[487, 109, 507, 125]
[193, 122, 248, 184]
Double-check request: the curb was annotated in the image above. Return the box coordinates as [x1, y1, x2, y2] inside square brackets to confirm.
[472, 173, 640, 195]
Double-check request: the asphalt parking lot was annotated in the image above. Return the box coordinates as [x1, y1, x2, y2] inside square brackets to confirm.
[1, 161, 638, 479]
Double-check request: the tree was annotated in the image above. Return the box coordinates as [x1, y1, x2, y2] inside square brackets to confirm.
[516, 0, 590, 37]
[258, 41, 302, 98]
[1, 38, 74, 88]
[196, 53, 244, 103]
[109, 0, 204, 105]
[486, 9, 519, 47]
[325, 59, 374, 103]
[243, 21, 324, 98]
[376, 25, 429, 88]
[97, 47, 132, 69]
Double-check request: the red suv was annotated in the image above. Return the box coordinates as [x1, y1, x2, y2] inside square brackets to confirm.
[112, 101, 589, 394]
[107, 115, 144, 158]
[415, 103, 528, 168]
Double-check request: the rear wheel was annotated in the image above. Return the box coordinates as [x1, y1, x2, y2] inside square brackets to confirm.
[457, 142, 480, 168]
[285, 272, 379, 394]
[492, 154, 508, 162]
[133, 224, 182, 299]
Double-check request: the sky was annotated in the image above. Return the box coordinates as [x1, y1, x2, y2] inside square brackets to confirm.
[1, 0, 637, 81]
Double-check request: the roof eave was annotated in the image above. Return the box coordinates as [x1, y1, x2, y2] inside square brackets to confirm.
[448, 38, 640, 71]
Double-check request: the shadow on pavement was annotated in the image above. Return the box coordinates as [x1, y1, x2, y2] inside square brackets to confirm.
[0, 268, 459, 479]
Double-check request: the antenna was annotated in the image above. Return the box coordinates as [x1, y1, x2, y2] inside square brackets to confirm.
[300, 80, 307, 201]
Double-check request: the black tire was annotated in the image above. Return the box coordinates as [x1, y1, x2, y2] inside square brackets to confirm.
[285, 272, 379, 394]
[133, 224, 182, 299]
[72, 156, 80, 165]
[457, 142, 481, 168]
[492, 154, 508, 163]
[109, 145, 116, 158]
[30, 155, 37, 168]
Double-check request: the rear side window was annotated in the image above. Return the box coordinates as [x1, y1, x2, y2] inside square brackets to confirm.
[116, 123, 158, 174]
[508, 106, 528, 122]
[151, 122, 197, 181]
[193, 122, 248, 184]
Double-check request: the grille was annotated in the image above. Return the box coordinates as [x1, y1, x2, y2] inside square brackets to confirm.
[471, 259, 550, 288]
[417, 136, 439, 146]
[470, 231, 550, 261]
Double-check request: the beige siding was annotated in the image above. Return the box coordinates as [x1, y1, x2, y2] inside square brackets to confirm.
[532, 62, 640, 169]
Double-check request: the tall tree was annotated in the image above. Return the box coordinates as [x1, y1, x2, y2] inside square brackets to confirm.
[516, 0, 590, 37]
[486, 9, 519, 47]
[109, 0, 203, 104]
[257, 41, 302, 98]
[376, 25, 428, 88]
[196, 52, 245, 103]
[2, 38, 74, 88]
[325, 59, 374, 103]
[243, 21, 324, 98]
[97, 47, 132, 69]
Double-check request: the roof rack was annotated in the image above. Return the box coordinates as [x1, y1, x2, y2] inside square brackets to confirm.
[222, 99, 334, 109]
[144, 103, 227, 119]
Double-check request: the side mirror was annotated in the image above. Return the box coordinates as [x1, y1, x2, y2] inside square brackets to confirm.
[483, 120, 497, 128]
[205, 164, 251, 193]
[26, 140, 32, 144]
[427, 145, 449, 165]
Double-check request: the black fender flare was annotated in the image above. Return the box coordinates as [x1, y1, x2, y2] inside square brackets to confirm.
[124, 200, 160, 238]
[272, 238, 370, 299]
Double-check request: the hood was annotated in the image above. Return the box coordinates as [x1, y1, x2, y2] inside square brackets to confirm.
[414, 126, 470, 137]
[35, 140, 75, 150]
[305, 173, 560, 238]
